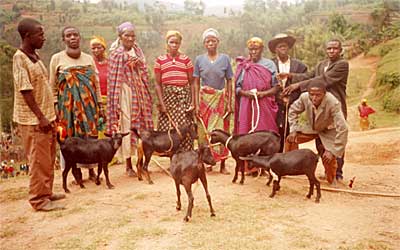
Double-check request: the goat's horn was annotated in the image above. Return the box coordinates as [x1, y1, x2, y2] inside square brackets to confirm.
[239, 156, 253, 161]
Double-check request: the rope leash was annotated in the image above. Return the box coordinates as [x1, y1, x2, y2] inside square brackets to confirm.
[249, 89, 260, 133]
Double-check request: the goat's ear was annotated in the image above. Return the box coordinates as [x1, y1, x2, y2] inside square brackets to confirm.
[104, 132, 112, 137]
[121, 132, 129, 137]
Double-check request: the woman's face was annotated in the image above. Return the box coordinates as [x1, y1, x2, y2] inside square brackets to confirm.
[90, 43, 105, 60]
[204, 36, 219, 52]
[120, 30, 136, 50]
[167, 36, 181, 54]
[63, 27, 80, 49]
[248, 44, 263, 63]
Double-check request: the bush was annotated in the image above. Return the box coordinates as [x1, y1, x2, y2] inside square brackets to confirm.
[382, 86, 400, 113]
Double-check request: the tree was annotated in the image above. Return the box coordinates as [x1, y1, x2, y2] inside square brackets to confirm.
[328, 13, 348, 36]
[184, 0, 205, 16]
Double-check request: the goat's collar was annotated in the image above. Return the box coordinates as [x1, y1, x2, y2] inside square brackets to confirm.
[225, 135, 233, 148]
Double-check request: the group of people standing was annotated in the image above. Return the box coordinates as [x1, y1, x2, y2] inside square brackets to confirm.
[13, 18, 349, 212]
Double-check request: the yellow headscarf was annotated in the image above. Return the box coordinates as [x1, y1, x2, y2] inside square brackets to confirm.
[165, 30, 183, 42]
[247, 37, 264, 48]
[90, 35, 107, 57]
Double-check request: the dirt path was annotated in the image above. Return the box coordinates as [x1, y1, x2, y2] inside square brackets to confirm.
[347, 54, 379, 129]
[1, 127, 399, 250]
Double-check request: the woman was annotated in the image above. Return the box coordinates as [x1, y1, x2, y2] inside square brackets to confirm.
[107, 22, 153, 177]
[234, 37, 279, 135]
[49, 26, 103, 180]
[154, 30, 195, 152]
[90, 36, 108, 134]
[193, 28, 233, 174]
[358, 98, 375, 131]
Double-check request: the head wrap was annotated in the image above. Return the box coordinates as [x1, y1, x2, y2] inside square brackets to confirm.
[165, 30, 183, 42]
[90, 36, 107, 58]
[362, 98, 367, 104]
[117, 21, 135, 35]
[90, 36, 107, 49]
[247, 37, 264, 48]
[202, 28, 219, 42]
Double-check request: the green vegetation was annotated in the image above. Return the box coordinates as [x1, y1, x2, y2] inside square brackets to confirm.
[0, 0, 399, 132]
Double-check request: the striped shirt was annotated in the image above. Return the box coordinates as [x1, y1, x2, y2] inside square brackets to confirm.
[154, 54, 193, 86]
[13, 50, 56, 125]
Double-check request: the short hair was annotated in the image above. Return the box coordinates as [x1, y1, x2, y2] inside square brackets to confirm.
[17, 18, 42, 39]
[61, 26, 80, 39]
[307, 80, 326, 92]
[326, 38, 342, 48]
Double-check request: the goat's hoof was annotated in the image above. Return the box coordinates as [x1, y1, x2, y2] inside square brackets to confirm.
[306, 194, 311, 199]
[64, 189, 70, 193]
[210, 213, 216, 217]
[148, 180, 154, 185]
[315, 199, 320, 203]
[183, 216, 190, 222]
[95, 181, 101, 185]
[107, 184, 115, 189]
[79, 184, 85, 189]
[176, 206, 181, 211]
[269, 194, 275, 198]
[239, 181, 244, 185]
[138, 177, 143, 181]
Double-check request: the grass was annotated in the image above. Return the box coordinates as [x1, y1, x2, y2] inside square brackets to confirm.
[0, 225, 17, 239]
[338, 239, 393, 250]
[347, 67, 373, 106]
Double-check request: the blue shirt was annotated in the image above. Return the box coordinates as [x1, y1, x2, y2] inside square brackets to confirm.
[193, 53, 234, 90]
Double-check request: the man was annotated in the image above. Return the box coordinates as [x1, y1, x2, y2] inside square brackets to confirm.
[13, 18, 65, 211]
[268, 33, 308, 152]
[281, 39, 348, 181]
[285, 81, 348, 185]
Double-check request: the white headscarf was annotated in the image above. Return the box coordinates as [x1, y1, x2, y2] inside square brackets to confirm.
[202, 28, 219, 42]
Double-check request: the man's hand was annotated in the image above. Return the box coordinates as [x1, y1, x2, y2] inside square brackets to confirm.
[39, 116, 52, 133]
[322, 150, 335, 165]
[286, 132, 297, 143]
[282, 82, 300, 96]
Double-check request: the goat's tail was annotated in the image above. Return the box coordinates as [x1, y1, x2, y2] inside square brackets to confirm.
[130, 128, 141, 138]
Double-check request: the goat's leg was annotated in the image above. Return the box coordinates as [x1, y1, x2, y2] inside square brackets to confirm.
[95, 163, 102, 185]
[313, 176, 321, 203]
[232, 160, 239, 183]
[175, 181, 181, 211]
[136, 156, 143, 181]
[199, 171, 216, 217]
[306, 174, 314, 199]
[270, 176, 281, 198]
[72, 165, 85, 189]
[183, 183, 194, 222]
[266, 169, 273, 186]
[62, 163, 71, 193]
[239, 160, 245, 185]
[103, 163, 114, 189]
[143, 154, 154, 184]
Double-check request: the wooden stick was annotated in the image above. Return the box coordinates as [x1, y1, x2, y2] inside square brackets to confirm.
[151, 158, 172, 177]
[320, 187, 400, 198]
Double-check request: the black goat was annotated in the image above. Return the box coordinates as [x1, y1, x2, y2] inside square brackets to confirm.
[58, 132, 129, 193]
[241, 149, 321, 203]
[131, 123, 197, 184]
[209, 129, 280, 185]
[170, 144, 216, 222]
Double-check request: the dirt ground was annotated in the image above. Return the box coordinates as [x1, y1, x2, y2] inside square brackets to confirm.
[1, 54, 399, 249]
[1, 126, 399, 250]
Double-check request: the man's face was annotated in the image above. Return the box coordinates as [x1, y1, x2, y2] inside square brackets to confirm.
[248, 44, 263, 63]
[326, 41, 342, 61]
[63, 28, 80, 49]
[28, 25, 46, 50]
[275, 42, 289, 58]
[308, 87, 326, 107]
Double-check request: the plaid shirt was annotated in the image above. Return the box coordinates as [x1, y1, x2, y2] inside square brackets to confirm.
[13, 50, 56, 125]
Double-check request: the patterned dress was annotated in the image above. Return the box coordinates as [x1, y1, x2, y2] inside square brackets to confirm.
[193, 53, 233, 161]
[154, 54, 194, 151]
